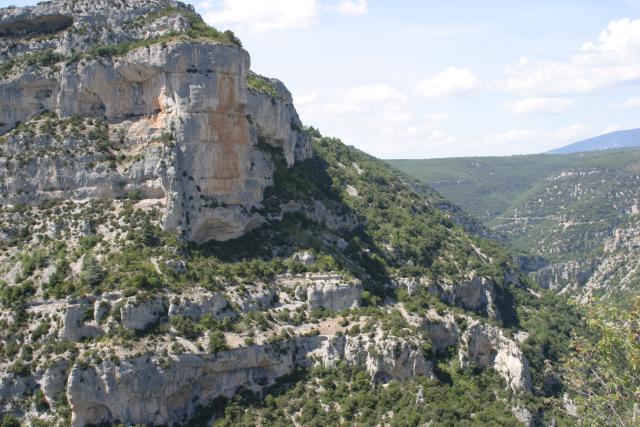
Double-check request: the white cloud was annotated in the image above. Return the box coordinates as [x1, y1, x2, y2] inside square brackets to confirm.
[416, 67, 479, 98]
[381, 111, 414, 123]
[554, 124, 589, 142]
[293, 91, 319, 121]
[350, 111, 453, 158]
[325, 84, 406, 114]
[294, 91, 318, 106]
[603, 124, 624, 133]
[201, 0, 318, 31]
[374, 128, 456, 159]
[402, 113, 449, 136]
[506, 97, 574, 115]
[620, 97, 640, 108]
[503, 18, 640, 96]
[344, 84, 405, 103]
[425, 112, 449, 123]
[328, 0, 368, 15]
[489, 129, 539, 146]
[480, 124, 590, 153]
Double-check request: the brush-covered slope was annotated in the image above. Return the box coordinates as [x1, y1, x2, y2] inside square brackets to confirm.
[0, 1, 585, 426]
[388, 149, 640, 225]
[0, 129, 582, 426]
[389, 149, 640, 297]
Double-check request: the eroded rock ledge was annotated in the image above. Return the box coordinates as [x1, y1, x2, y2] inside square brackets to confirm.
[66, 333, 432, 427]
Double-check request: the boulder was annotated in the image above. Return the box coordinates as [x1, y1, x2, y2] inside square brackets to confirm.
[293, 251, 315, 266]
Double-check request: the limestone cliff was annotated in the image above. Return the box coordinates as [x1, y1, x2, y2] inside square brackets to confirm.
[0, 0, 310, 243]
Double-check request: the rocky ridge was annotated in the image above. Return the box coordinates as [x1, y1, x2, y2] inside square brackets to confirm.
[6, 282, 531, 426]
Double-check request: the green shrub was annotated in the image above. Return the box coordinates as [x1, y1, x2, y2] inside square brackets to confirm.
[170, 316, 201, 340]
[246, 72, 280, 98]
[31, 321, 50, 341]
[208, 331, 228, 354]
[20, 251, 47, 278]
[0, 415, 20, 427]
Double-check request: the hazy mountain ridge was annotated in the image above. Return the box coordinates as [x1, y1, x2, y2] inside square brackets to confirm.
[548, 128, 640, 154]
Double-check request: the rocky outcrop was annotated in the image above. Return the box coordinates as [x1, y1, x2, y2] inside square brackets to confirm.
[62, 304, 104, 342]
[533, 258, 599, 293]
[343, 334, 433, 383]
[297, 332, 433, 383]
[292, 251, 315, 266]
[0, 11, 73, 37]
[459, 322, 531, 392]
[417, 312, 531, 392]
[302, 277, 362, 312]
[67, 346, 295, 427]
[394, 274, 498, 317]
[93, 300, 110, 324]
[275, 199, 359, 234]
[0, 0, 191, 55]
[62, 310, 527, 427]
[40, 360, 69, 407]
[581, 218, 640, 300]
[514, 255, 549, 273]
[247, 80, 312, 166]
[168, 292, 229, 320]
[429, 276, 497, 316]
[0, 372, 37, 402]
[229, 284, 276, 313]
[421, 315, 460, 351]
[12, 289, 532, 426]
[511, 405, 536, 427]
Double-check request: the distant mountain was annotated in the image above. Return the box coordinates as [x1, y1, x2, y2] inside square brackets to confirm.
[548, 128, 640, 154]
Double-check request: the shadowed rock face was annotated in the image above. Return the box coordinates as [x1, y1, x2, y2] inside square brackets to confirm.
[0, 14, 73, 37]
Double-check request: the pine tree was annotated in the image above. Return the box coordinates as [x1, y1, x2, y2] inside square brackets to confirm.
[138, 219, 158, 247]
[80, 255, 104, 288]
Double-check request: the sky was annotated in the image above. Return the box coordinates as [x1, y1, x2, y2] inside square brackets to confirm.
[5, 0, 640, 159]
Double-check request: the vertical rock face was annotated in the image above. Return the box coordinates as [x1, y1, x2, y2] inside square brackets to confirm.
[533, 258, 599, 293]
[459, 322, 532, 392]
[304, 277, 362, 312]
[0, 0, 311, 243]
[66, 333, 434, 427]
[66, 347, 296, 427]
[120, 297, 166, 331]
